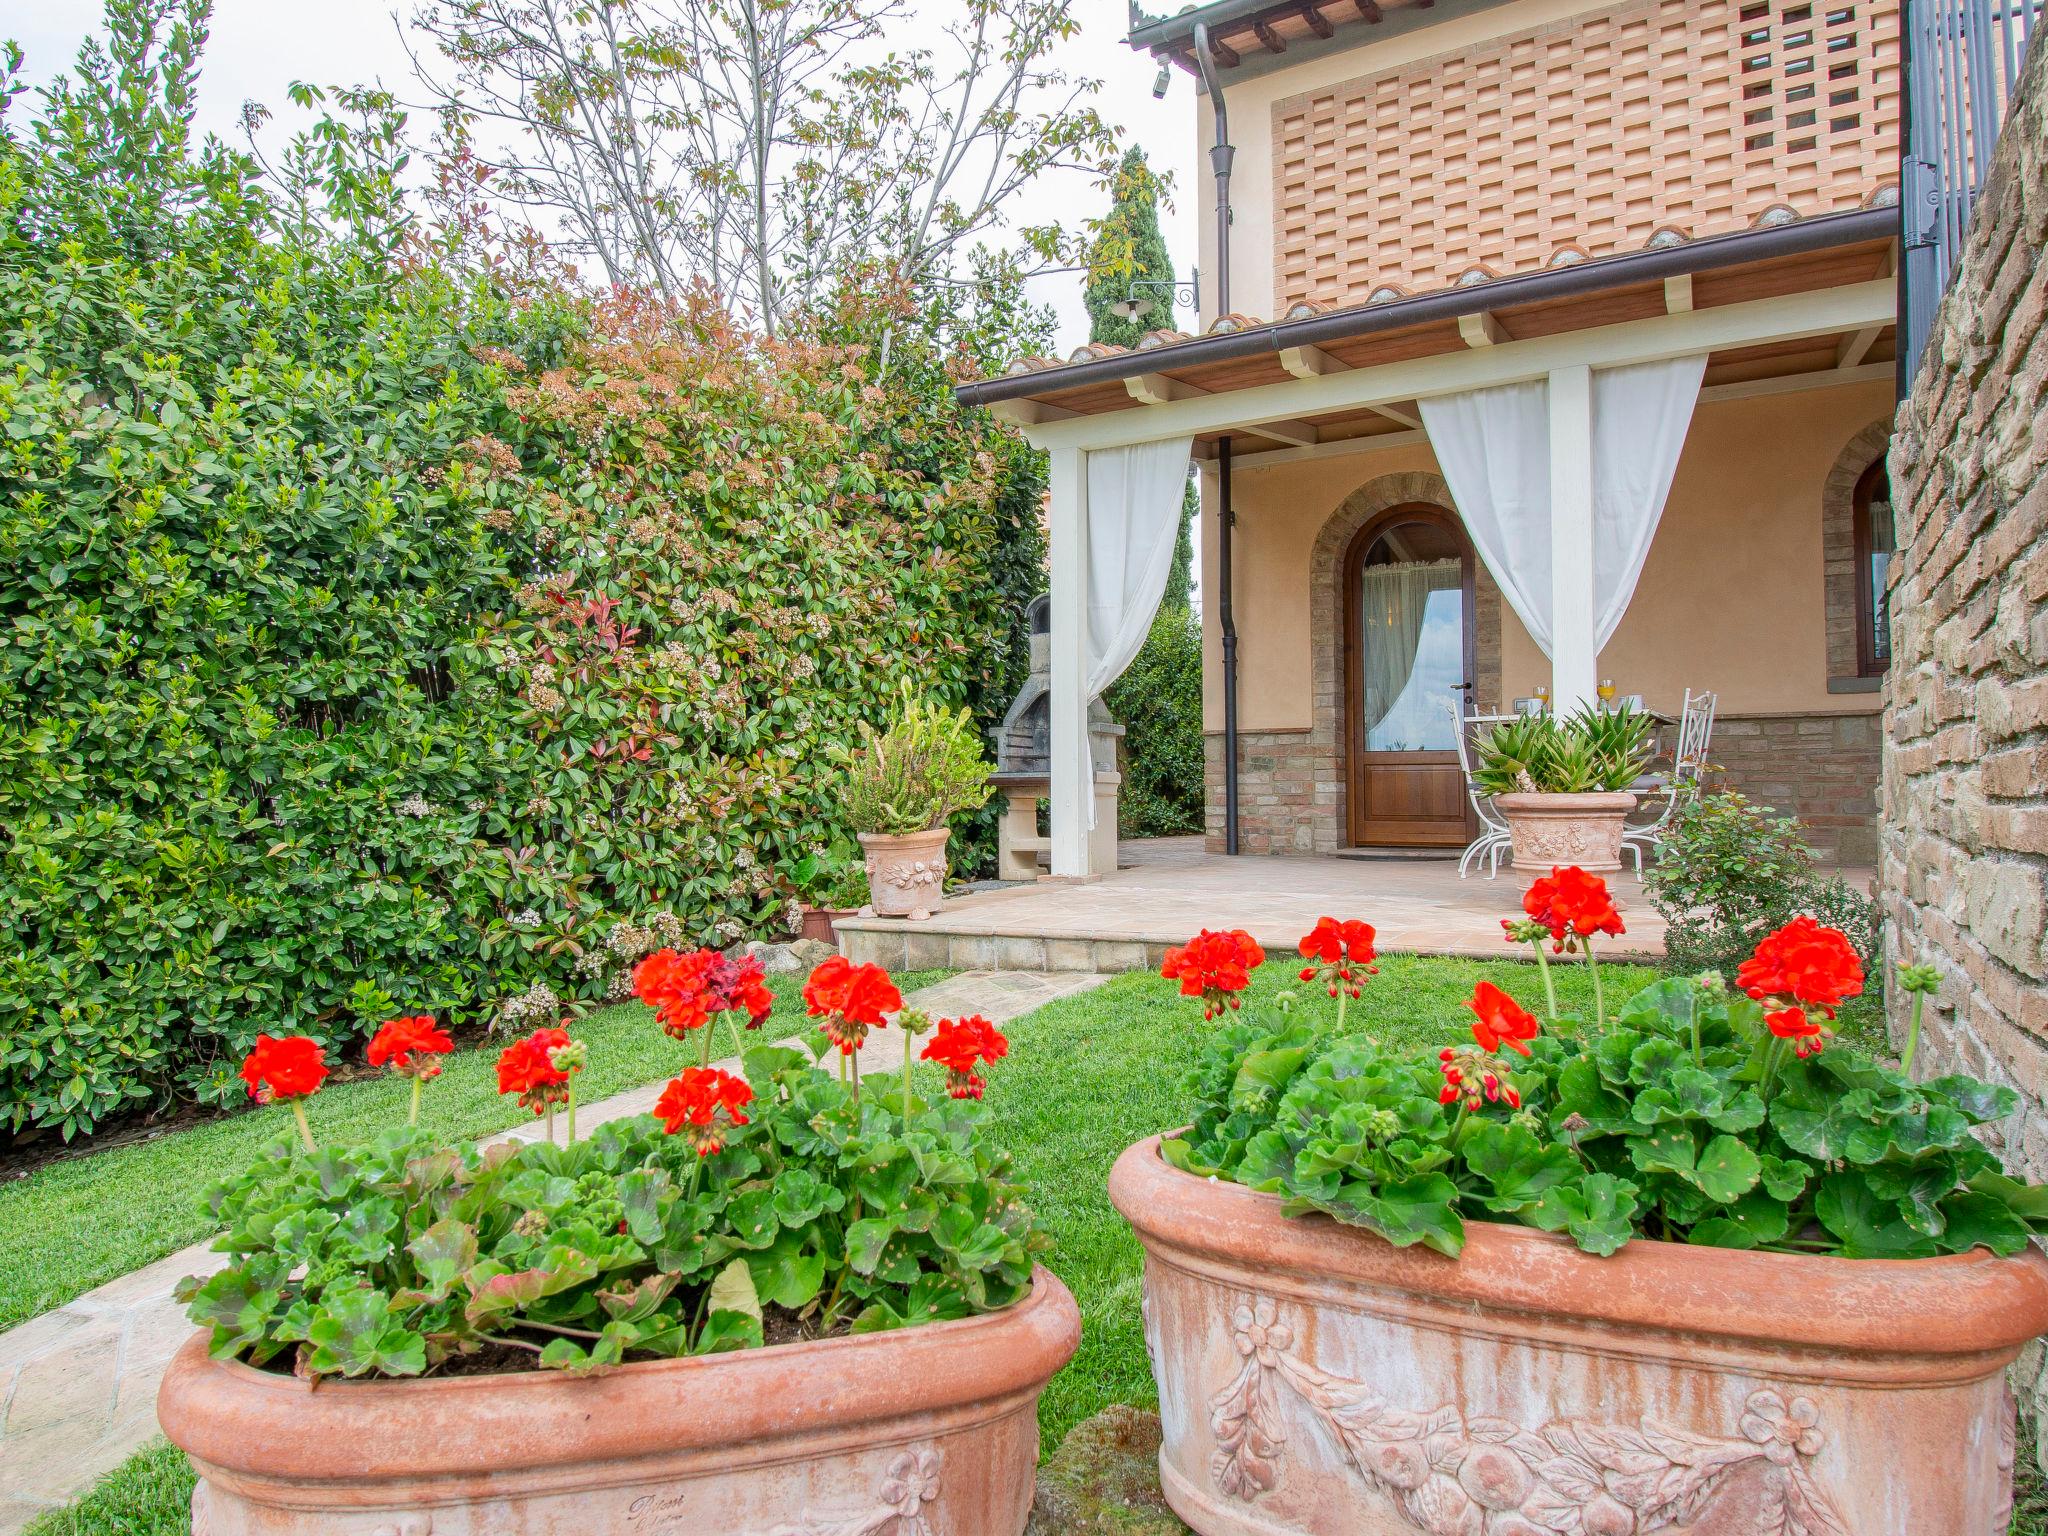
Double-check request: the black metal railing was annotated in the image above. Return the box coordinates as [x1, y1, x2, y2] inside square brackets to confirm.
[1901, 0, 2041, 382]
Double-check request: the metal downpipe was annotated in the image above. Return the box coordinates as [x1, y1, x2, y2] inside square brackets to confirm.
[1193, 20, 1241, 855]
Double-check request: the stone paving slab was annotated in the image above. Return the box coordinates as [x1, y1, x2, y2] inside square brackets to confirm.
[0, 970, 1105, 1533]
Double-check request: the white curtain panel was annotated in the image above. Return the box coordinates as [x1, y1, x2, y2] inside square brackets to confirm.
[1419, 357, 1704, 657]
[1590, 354, 1707, 649]
[1418, 379, 1553, 651]
[1082, 437, 1193, 825]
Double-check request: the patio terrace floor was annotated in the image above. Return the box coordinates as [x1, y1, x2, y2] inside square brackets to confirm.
[838, 837, 1680, 974]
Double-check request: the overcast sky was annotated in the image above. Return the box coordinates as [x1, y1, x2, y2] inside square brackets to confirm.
[13, 0, 1201, 353]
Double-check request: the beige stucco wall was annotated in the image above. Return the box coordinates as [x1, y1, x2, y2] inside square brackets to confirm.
[1199, 377, 1896, 731]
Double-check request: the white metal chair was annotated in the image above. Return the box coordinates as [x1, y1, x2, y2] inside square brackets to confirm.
[1621, 688, 1717, 872]
[1451, 701, 1514, 879]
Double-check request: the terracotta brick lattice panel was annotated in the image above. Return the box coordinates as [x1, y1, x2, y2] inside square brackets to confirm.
[1270, 0, 1899, 308]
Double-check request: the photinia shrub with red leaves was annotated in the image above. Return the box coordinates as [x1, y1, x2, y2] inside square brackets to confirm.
[1159, 897, 2048, 1263]
[184, 957, 1045, 1381]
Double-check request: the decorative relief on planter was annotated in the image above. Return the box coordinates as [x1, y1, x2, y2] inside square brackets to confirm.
[1208, 1296, 1849, 1535]
[774, 1448, 942, 1536]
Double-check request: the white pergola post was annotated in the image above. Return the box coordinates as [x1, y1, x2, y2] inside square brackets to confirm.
[1047, 446, 1092, 878]
[1546, 364, 1598, 713]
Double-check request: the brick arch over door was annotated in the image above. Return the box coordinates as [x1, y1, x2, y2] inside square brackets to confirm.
[1305, 471, 1504, 853]
[1822, 420, 1893, 687]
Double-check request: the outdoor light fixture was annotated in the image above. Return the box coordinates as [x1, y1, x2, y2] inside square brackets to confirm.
[1152, 61, 1172, 97]
[1109, 272, 1200, 323]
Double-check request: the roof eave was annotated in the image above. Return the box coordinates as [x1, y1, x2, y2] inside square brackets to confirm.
[954, 206, 1900, 409]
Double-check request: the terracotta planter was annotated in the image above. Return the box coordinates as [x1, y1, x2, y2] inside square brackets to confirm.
[1110, 1135, 2048, 1536]
[798, 904, 852, 945]
[159, 1266, 1079, 1536]
[859, 828, 950, 919]
[1493, 790, 1637, 873]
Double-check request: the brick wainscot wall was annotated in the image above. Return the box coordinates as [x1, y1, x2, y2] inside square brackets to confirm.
[1205, 713, 1880, 861]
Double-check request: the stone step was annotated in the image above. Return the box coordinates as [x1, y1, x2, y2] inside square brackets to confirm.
[836, 918, 1171, 975]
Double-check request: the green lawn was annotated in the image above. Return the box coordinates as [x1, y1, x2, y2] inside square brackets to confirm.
[0, 974, 951, 1334]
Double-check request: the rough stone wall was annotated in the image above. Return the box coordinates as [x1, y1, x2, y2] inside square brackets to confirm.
[1708, 712, 1883, 866]
[1881, 26, 2048, 1198]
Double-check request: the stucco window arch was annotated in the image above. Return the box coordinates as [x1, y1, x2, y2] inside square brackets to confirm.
[1822, 421, 1894, 690]
[1305, 470, 1503, 851]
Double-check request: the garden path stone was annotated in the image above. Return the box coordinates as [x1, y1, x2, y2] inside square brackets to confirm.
[0, 969, 1106, 1533]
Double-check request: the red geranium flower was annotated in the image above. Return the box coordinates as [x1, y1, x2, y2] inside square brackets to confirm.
[1736, 915, 1865, 1017]
[1466, 981, 1540, 1057]
[366, 1015, 454, 1079]
[496, 1025, 572, 1116]
[653, 1066, 754, 1155]
[634, 948, 776, 1039]
[802, 956, 903, 1054]
[1296, 917, 1378, 998]
[1522, 866, 1626, 952]
[240, 1034, 329, 1103]
[1161, 929, 1266, 1019]
[920, 1015, 1010, 1100]
[1765, 1006, 1830, 1057]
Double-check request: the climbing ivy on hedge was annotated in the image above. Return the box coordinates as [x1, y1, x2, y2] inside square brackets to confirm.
[0, 14, 1044, 1139]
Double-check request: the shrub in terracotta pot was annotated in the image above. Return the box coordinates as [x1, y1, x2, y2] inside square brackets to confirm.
[1474, 704, 1653, 872]
[161, 956, 1077, 1535]
[837, 683, 994, 919]
[1118, 880, 2048, 1535]
[789, 845, 869, 944]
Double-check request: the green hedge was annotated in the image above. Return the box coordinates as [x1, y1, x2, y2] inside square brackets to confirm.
[0, 26, 1039, 1138]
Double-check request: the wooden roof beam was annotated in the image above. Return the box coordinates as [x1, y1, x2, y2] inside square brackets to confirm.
[1355, 0, 1384, 19]
[1664, 274, 1694, 313]
[1207, 32, 1241, 66]
[1458, 311, 1507, 347]
[1278, 343, 1344, 378]
[1300, 3, 1336, 38]
[1252, 18, 1286, 51]
[990, 399, 1078, 428]
[1126, 372, 1209, 406]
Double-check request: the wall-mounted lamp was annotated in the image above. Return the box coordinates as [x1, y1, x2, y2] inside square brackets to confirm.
[1108, 271, 1200, 322]
[1152, 61, 1173, 98]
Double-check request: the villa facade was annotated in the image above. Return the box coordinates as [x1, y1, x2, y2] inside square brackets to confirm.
[959, 0, 1907, 873]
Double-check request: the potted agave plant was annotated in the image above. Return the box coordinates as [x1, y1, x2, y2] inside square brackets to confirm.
[1115, 873, 2048, 1535]
[159, 955, 1075, 1535]
[1474, 703, 1653, 873]
[838, 682, 994, 920]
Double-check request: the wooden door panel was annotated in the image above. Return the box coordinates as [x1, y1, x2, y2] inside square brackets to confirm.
[1342, 503, 1478, 851]
[1357, 753, 1467, 846]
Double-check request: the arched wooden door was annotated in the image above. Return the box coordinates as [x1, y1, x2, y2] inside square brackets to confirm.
[1343, 505, 1477, 847]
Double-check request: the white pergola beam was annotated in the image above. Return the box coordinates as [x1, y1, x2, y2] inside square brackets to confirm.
[1223, 361, 1894, 473]
[1836, 325, 1883, 370]
[1548, 364, 1598, 714]
[1371, 402, 1422, 429]
[1664, 274, 1694, 313]
[1046, 447, 1092, 879]
[1247, 419, 1319, 447]
[1015, 281, 1896, 453]
[1459, 311, 1507, 347]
